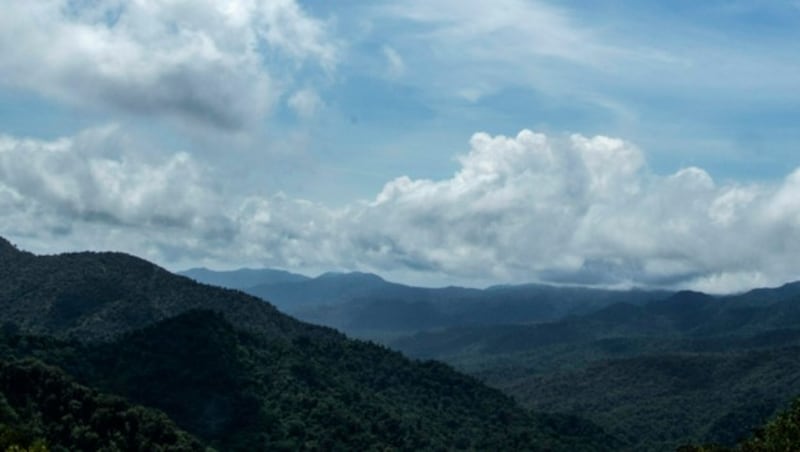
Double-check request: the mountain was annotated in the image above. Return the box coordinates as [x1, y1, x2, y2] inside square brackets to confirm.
[509, 347, 800, 450]
[0, 237, 615, 450]
[0, 358, 204, 451]
[246, 271, 398, 308]
[0, 247, 324, 341]
[682, 397, 800, 451]
[0, 310, 622, 451]
[393, 288, 800, 361]
[391, 282, 800, 450]
[179, 267, 309, 290]
[239, 271, 669, 339]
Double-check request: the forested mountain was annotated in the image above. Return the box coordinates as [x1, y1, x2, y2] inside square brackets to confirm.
[0, 237, 614, 451]
[0, 359, 205, 451]
[683, 397, 800, 451]
[392, 284, 800, 450]
[184, 266, 670, 339]
[0, 237, 325, 341]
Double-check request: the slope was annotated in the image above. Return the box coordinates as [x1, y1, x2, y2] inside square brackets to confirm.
[0, 239, 328, 341]
[0, 236, 617, 451]
[391, 283, 800, 450]
[0, 358, 205, 451]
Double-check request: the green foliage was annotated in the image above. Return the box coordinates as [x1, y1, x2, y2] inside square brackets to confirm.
[0, 359, 205, 451]
[0, 237, 624, 451]
[681, 398, 800, 451]
[393, 289, 800, 450]
[0, 311, 616, 451]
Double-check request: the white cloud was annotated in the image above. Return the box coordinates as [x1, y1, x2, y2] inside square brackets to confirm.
[0, 126, 223, 228]
[0, 0, 337, 129]
[3, 126, 800, 293]
[348, 130, 800, 291]
[288, 88, 323, 119]
[382, 45, 406, 79]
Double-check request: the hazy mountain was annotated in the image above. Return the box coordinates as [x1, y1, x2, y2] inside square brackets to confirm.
[0, 237, 615, 450]
[229, 267, 671, 338]
[393, 288, 800, 361]
[246, 271, 402, 308]
[179, 267, 310, 290]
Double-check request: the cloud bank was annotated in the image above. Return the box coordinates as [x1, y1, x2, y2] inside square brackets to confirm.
[2, 126, 799, 293]
[0, 0, 336, 129]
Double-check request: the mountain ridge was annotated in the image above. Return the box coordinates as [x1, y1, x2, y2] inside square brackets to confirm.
[0, 236, 616, 450]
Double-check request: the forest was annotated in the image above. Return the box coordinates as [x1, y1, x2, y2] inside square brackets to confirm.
[1, 237, 799, 450]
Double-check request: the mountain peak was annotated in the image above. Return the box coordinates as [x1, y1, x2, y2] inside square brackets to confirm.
[0, 236, 21, 257]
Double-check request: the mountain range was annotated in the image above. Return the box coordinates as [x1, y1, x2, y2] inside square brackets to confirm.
[181, 265, 800, 450]
[392, 287, 800, 450]
[3, 238, 800, 450]
[180, 267, 671, 339]
[0, 237, 614, 451]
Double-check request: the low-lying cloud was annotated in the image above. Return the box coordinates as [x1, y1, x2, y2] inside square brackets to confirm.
[3, 127, 799, 293]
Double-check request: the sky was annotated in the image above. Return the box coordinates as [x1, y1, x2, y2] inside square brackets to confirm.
[0, 0, 799, 292]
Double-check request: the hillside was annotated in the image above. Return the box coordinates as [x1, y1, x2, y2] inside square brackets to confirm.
[511, 348, 800, 450]
[0, 237, 326, 341]
[0, 237, 615, 451]
[392, 284, 800, 450]
[0, 310, 621, 450]
[0, 358, 205, 451]
[682, 397, 800, 451]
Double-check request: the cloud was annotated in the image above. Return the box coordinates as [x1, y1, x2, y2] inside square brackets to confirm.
[288, 88, 323, 119]
[382, 46, 406, 79]
[0, 0, 337, 130]
[0, 126, 227, 230]
[351, 130, 800, 292]
[3, 126, 800, 293]
[373, 0, 628, 103]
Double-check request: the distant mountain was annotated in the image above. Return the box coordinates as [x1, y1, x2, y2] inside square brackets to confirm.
[179, 267, 309, 290]
[0, 237, 614, 450]
[239, 270, 670, 338]
[394, 288, 800, 360]
[246, 271, 398, 308]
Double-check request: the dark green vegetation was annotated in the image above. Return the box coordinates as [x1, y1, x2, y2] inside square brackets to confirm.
[0, 237, 614, 451]
[183, 267, 669, 339]
[393, 288, 800, 450]
[681, 397, 800, 451]
[0, 358, 204, 451]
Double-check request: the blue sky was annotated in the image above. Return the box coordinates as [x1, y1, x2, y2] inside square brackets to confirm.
[0, 0, 799, 292]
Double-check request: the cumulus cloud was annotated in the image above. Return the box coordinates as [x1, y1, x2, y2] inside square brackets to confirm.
[3, 126, 800, 293]
[0, 126, 224, 229]
[0, 0, 337, 129]
[352, 130, 800, 292]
